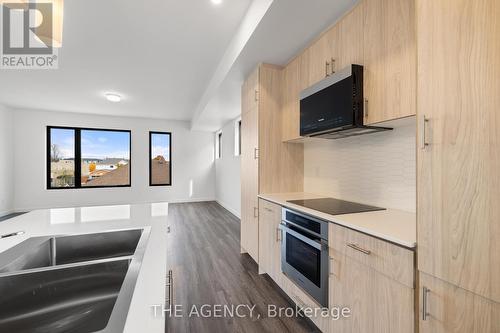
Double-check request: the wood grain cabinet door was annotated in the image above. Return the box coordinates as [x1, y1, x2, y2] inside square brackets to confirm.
[337, 2, 364, 69]
[240, 106, 259, 263]
[417, 0, 500, 302]
[242, 67, 259, 113]
[363, 0, 416, 124]
[329, 250, 414, 333]
[419, 272, 500, 333]
[249, 68, 260, 110]
[258, 199, 281, 280]
[257, 199, 272, 276]
[301, 25, 339, 89]
[282, 57, 301, 142]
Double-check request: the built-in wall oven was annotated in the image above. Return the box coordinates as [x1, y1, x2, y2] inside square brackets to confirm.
[280, 208, 329, 307]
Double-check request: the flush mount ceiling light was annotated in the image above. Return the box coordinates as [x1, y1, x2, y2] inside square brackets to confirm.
[211, 0, 222, 5]
[0, 0, 64, 48]
[105, 93, 121, 103]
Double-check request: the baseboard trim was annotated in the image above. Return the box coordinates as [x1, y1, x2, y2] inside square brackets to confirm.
[14, 197, 217, 212]
[215, 200, 241, 219]
[0, 209, 14, 218]
[167, 198, 215, 204]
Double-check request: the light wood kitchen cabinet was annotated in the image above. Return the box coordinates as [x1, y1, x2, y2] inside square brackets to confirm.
[329, 222, 414, 288]
[258, 65, 303, 194]
[419, 272, 500, 333]
[329, 249, 414, 333]
[417, 0, 500, 303]
[328, 223, 415, 333]
[240, 64, 303, 264]
[280, 0, 417, 139]
[258, 199, 281, 280]
[282, 57, 301, 142]
[240, 106, 259, 262]
[256, 200, 295, 297]
[363, 0, 416, 124]
[300, 25, 339, 89]
[337, 2, 364, 69]
[241, 67, 259, 114]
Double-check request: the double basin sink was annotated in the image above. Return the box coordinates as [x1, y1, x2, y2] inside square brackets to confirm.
[0, 228, 151, 333]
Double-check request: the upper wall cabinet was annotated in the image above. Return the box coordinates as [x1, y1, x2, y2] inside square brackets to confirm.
[281, 0, 416, 141]
[300, 4, 365, 91]
[337, 2, 364, 69]
[282, 57, 301, 142]
[363, 0, 416, 124]
[300, 25, 339, 89]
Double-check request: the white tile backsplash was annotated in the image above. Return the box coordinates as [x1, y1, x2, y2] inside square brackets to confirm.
[304, 122, 416, 212]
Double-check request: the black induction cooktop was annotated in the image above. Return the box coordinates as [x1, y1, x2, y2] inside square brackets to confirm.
[287, 198, 385, 216]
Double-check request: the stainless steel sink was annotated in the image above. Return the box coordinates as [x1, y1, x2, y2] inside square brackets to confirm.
[0, 229, 142, 273]
[0, 228, 150, 333]
[0, 259, 130, 333]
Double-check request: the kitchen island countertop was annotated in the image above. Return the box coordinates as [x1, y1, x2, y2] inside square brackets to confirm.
[0, 203, 168, 333]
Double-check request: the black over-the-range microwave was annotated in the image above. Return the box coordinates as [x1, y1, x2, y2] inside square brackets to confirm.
[299, 64, 392, 139]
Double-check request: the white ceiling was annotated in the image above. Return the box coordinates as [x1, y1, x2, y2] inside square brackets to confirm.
[0, 0, 252, 119]
[195, 0, 358, 130]
[0, 0, 358, 130]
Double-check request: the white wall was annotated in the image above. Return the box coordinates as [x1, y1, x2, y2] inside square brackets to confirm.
[304, 119, 416, 212]
[215, 118, 241, 217]
[0, 106, 14, 216]
[13, 109, 215, 211]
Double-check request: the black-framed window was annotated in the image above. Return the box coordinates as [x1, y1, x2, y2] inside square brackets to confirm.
[216, 131, 222, 159]
[47, 126, 131, 189]
[149, 132, 172, 186]
[236, 119, 241, 156]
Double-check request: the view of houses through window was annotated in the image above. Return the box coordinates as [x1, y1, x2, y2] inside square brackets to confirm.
[48, 127, 131, 189]
[49, 128, 76, 188]
[81, 129, 131, 187]
[150, 132, 171, 186]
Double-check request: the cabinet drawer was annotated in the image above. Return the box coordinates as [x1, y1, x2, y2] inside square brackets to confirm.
[259, 199, 281, 215]
[328, 223, 414, 288]
[329, 249, 414, 333]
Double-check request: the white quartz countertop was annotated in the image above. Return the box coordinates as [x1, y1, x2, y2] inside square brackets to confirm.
[0, 203, 168, 333]
[259, 193, 416, 248]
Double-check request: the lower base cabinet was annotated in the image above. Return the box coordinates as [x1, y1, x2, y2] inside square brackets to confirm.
[258, 199, 416, 333]
[258, 199, 281, 280]
[329, 249, 414, 333]
[419, 272, 500, 333]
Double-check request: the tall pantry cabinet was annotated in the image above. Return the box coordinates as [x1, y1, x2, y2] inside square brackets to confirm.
[417, 0, 500, 331]
[240, 64, 303, 263]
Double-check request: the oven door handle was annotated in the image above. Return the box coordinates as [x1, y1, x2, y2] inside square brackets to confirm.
[282, 219, 323, 239]
[280, 223, 323, 250]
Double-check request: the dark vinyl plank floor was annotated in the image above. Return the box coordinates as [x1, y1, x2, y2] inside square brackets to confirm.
[166, 202, 319, 333]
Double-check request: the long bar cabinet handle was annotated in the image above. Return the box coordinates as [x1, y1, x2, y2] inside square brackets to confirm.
[347, 243, 371, 255]
[422, 286, 430, 321]
[420, 115, 430, 150]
